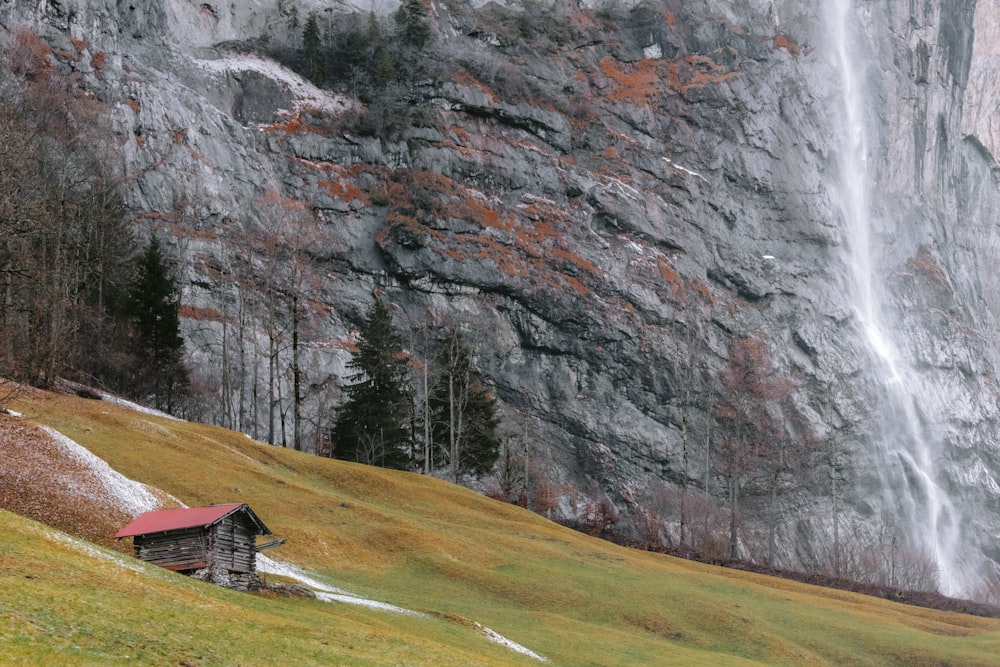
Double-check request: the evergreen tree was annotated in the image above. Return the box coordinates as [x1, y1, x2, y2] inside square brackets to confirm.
[427, 328, 501, 479]
[129, 236, 188, 413]
[333, 299, 413, 469]
[302, 12, 324, 84]
[395, 0, 432, 50]
[368, 12, 395, 88]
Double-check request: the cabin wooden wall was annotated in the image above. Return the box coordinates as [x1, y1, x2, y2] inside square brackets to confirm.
[134, 527, 209, 571]
[131, 509, 261, 576]
[210, 514, 258, 574]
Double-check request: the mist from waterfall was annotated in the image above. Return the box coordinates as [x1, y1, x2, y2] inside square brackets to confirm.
[827, 0, 965, 596]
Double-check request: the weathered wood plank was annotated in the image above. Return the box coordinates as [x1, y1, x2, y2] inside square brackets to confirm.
[128, 505, 271, 577]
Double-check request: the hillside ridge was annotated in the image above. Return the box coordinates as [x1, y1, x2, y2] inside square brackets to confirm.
[3, 386, 1000, 665]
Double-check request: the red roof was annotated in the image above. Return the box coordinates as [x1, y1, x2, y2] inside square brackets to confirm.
[114, 503, 270, 538]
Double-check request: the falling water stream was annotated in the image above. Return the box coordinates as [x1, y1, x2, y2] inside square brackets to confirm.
[827, 0, 965, 596]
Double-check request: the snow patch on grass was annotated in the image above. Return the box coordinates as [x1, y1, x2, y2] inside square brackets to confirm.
[256, 554, 350, 595]
[47, 530, 150, 574]
[313, 590, 429, 615]
[41, 427, 165, 517]
[473, 621, 549, 662]
[98, 393, 184, 422]
[257, 555, 547, 660]
[257, 554, 423, 615]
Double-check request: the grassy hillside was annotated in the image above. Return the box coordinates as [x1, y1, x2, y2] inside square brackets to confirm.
[4, 387, 1000, 666]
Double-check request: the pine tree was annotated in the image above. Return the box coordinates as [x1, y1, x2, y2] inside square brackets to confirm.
[302, 12, 324, 85]
[427, 328, 501, 479]
[129, 236, 188, 413]
[368, 12, 395, 88]
[333, 299, 413, 469]
[395, 0, 432, 50]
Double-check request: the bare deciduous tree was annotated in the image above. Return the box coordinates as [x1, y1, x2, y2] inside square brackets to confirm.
[253, 190, 323, 451]
[713, 336, 794, 560]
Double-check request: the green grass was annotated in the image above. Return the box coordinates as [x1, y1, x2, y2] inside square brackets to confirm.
[6, 387, 1000, 665]
[0, 510, 528, 666]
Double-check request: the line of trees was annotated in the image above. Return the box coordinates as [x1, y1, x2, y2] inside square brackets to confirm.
[331, 299, 502, 478]
[181, 190, 334, 450]
[616, 326, 940, 591]
[270, 1, 438, 139]
[0, 28, 188, 410]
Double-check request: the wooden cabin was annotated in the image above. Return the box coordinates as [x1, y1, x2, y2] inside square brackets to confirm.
[115, 503, 277, 589]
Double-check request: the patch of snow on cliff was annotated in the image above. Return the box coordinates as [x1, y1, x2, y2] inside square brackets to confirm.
[195, 54, 350, 115]
[603, 176, 642, 200]
[662, 156, 708, 183]
[41, 427, 164, 517]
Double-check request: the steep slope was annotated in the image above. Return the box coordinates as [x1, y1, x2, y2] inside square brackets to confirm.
[3, 0, 1000, 596]
[0, 511, 537, 666]
[4, 388, 1000, 665]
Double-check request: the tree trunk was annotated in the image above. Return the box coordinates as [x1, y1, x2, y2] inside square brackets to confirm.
[292, 291, 302, 451]
[449, 372, 457, 482]
[768, 473, 777, 566]
[267, 325, 277, 445]
[680, 408, 689, 548]
[422, 356, 430, 474]
[832, 456, 841, 577]
[729, 476, 739, 560]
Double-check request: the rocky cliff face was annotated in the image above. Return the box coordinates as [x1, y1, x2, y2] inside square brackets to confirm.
[4, 0, 1000, 597]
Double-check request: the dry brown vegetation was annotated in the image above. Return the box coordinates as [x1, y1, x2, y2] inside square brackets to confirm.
[0, 413, 150, 551]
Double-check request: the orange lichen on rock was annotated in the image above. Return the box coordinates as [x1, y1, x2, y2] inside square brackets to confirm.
[599, 53, 741, 106]
[377, 172, 603, 303]
[449, 125, 473, 144]
[907, 246, 949, 289]
[772, 32, 801, 55]
[669, 55, 741, 92]
[450, 68, 498, 102]
[178, 304, 225, 322]
[263, 110, 332, 138]
[319, 179, 369, 204]
[290, 157, 373, 206]
[132, 209, 179, 223]
[600, 56, 662, 105]
[658, 258, 687, 300]
[7, 27, 52, 76]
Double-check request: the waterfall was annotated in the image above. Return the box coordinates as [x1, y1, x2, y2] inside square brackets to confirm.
[827, 0, 966, 596]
